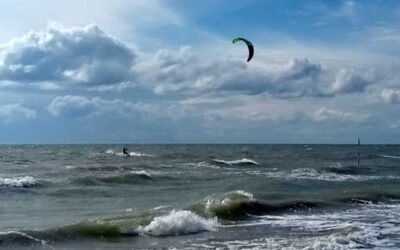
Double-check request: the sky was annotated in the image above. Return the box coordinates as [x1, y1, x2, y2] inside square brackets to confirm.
[1, 0, 400, 144]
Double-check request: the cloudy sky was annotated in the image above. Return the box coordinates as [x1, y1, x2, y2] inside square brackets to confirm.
[1, 0, 400, 144]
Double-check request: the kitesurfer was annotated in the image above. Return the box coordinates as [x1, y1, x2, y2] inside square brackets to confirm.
[122, 146, 130, 157]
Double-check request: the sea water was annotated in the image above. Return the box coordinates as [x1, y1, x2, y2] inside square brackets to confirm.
[0, 144, 399, 249]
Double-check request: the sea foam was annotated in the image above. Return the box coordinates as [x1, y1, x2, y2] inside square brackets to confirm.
[263, 168, 391, 182]
[105, 149, 152, 157]
[139, 210, 219, 236]
[254, 201, 400, 249]
[380, 154, 400, 160]
[182, 162, 221, 169]
[213, 158, 259, 166]
[130, 170, 152, 177]
[0, 176, 38, 188]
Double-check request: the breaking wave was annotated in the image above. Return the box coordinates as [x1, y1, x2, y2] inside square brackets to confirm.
[138, 210, 219, 236]
[0, 209, 219, 247]
[213, 158, 259, 166]
[1, 190, 400, 248]
[189, 190, 320, 220]
[0, 176, 38, 188]
[251, 201, 400, 249]
[181, 162, 221, 169]
[263, 167, 396, 182]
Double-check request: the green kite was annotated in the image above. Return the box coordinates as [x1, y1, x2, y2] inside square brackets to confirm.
[232, 37, 254, 62]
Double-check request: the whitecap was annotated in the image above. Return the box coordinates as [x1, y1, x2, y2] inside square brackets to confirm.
[230, 190, 255, 200]
[152, 205, 171, 211]
[128, 151, 152, 157]
[105, 149, 114, 154]
[0, 176, 38, 187]
[263, 168, 394, 182]
[130, 170, 152, 178]
[197, 201, 400, 249]
[139, 210, 219, 236]
[379, 154, 400, 159]
[182, 162, 221, 169]
[115, 151, 152, 157]
[214, 158, 259, 166]
[252, 202, 400, 249]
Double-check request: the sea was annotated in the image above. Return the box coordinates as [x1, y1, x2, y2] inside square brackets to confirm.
[0, 144, 399, 249]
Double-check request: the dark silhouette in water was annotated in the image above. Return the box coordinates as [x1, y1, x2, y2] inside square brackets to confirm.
[122, 146, 130, 157]
[358, 138, 360, 166]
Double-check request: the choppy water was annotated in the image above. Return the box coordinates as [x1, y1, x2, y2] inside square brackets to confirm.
[0, 144, 399, 249]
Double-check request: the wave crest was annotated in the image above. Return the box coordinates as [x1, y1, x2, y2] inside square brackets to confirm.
[379, 154, 400, 160]
[213, 158, 259, 166]
[0, 176, 38, 188]
[139, 210, 219, 236]
[190, 191, 320, 220]
[264, 168, 394, 182]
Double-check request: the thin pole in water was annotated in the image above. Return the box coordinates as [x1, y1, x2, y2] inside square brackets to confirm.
[357, 138, 360, 166]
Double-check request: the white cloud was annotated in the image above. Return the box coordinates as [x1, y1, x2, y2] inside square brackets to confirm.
[330, 68, 374, 94]
[158, 95, 307, 124]
[0, 103, 36, 122]
[311, 107, 371, 123]
[0, 24, 390, 101]
[142, 94, 377, 130]
[202, 99, 304, 123]
[380, 88, 400, 104]
[135, 47, 322, 96]
[47, 95, 97, 117]
[47, 95, 149, 118]
[0, 24, 135, 86]
[135, 46, 380, 98]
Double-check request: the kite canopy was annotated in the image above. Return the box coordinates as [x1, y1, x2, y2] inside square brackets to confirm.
[232, 37, 254, 62]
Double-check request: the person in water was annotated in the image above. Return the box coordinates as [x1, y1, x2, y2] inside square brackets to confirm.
[122, 146, 130, 157]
